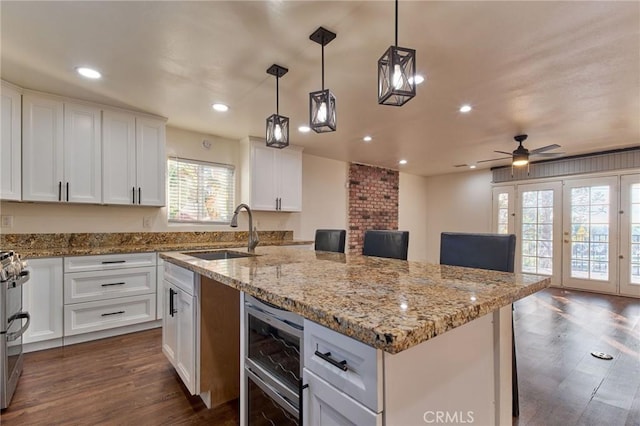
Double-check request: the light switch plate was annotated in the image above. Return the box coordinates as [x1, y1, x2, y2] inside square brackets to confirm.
[143, 216, 153, 229]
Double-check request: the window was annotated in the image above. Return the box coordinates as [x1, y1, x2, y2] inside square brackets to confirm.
[167, 157, 235, 223]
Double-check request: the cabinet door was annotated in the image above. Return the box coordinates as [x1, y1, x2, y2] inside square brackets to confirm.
[23, 258, 64, 344]
[277, 148, 302, 212]
[102, 110, 136, 205]
[136, 117, 166, 206]
[250, 143, 278, 211]
[1, 82, 21, 200]
[176, 286, 197, 394]
[162, 280, 178, 367]
[64, 102, 102, 203]
[303, 369, 382, 426]
[22, 94, 64, 202]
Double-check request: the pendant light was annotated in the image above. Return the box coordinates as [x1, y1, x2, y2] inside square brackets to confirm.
[266, 64, 289, 149]
[309, 27, 337, 133]
[377, 0, 416, 106]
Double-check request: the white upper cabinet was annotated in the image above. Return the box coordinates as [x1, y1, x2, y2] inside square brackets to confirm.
[242, 137, 302, 212]
[1, 81, 22, 200]
[22, 94, 101, 203]
[102, 110, 136, 205]
[22, 94, 65, 202]
[102, 111, 166, 206]
[63, 102, 102, 203]
[135, 117, 166, 206]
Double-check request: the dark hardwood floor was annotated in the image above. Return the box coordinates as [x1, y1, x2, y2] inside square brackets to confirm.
[1, 288, 638, 425]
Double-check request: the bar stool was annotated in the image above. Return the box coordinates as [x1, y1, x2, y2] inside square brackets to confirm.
[314, 229, 346, 253]
[439, 232, 519, 417]
[362, 230, 409, 260]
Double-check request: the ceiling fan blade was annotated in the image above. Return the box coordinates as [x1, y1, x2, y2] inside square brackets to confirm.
[530, 144, 561, 154]
[533, 152, 564, 157]
[477, 156, 511, 163]
[494, 150, 513, 155]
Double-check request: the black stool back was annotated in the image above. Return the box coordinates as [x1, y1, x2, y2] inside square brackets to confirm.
[362, 230, 409, 260]
[314, 229, 346, 253]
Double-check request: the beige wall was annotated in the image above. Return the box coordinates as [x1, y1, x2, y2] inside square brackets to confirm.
[299, 154, 348, 241]
[424, 169, 493, 263]
[399, 172, 429, 261]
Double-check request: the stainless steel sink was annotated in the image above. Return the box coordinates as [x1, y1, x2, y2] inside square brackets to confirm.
[184, 250, 256, 260]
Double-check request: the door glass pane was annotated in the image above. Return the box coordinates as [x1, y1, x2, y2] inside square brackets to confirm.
[569, 186, 610, 281]
[630, 183, 640, 284]
[497, 193, 509, 234]
[521, 190, 554, 275]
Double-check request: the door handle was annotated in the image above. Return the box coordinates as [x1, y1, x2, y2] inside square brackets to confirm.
[138, 187, 141, 204]
[58, 181, 62, 201]
[132, 187, 136, 204]
[169, 288, 176, 317]
[314, 350, 349, 371]
[6, 312, 30, 341]
[66, 182, 69, 202]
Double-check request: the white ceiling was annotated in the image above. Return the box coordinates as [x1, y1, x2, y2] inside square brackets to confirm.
[1, 1, 638, 177]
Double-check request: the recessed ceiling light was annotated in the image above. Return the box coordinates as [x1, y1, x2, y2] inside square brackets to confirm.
[399, 159, 407, 165]
[469, 164, 477, 169]
[212, 103, 229, 112]
[298, 125, 311, 133]
[76, 67, 102, 79]
[459, 104, 472, 113]
[409, 74, 425, 85]
[363, 135, 372, 142]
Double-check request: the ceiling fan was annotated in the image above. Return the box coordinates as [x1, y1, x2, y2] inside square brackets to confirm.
[454, 134, 563, 168]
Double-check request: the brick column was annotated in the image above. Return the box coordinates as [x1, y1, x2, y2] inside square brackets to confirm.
[347, 163, 399, 254]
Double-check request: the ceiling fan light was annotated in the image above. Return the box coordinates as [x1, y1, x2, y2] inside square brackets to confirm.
[512, 153, 529, 166]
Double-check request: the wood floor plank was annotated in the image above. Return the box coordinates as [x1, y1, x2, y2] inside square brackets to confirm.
[1, 288, 638, 425]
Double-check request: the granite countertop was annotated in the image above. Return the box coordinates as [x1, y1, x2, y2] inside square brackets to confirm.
[18, 240, 313, 258]
[161, 246, 551, 354]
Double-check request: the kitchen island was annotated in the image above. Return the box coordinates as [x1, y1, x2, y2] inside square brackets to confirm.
[161, 246, 551, 425]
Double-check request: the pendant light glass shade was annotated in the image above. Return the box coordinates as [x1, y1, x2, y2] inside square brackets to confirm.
[266, 114, 289, 149]
[309, 27, 337, 133]
[265, 64, 289, 149]
[309, 89, 336, 133]
[377, 0, 416, 106]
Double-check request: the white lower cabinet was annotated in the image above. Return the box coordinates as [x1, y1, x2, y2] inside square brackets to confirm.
[162, 262, 198, 395]
[23, 258, 64, 345]
[64, 293, 155, 335]
[62, 252, 157, 339]
[303, 369, 382, 426]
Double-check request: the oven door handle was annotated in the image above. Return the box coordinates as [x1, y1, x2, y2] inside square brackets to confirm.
[246, 305, 303, 339]
[6, 312, 30, 342]
[246, 367, 299, 418]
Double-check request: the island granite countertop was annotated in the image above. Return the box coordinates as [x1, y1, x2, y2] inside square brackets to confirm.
[161, 245, 551, 354]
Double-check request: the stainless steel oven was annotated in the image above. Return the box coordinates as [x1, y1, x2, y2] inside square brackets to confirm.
[0, 251, 30, 410]
[244, 294, 303, 425]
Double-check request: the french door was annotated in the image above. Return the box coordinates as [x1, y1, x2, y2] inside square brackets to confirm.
[562, 177, 618, 294]
[516, 182, 563, 283]
[619, 174, 640, 297]
[492, 186, 515, 235]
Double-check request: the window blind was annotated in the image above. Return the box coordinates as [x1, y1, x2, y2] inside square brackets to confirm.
[167, 157, 235, 223]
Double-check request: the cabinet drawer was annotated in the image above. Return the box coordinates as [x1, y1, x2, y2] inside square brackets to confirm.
[64, 266, 156, 304]
[64, 252, 156, 272]
[303, 368, 382, 426]
[304, 320, 383, 413]
[163, 262, 195, 295]
[64, 294, 156, 336]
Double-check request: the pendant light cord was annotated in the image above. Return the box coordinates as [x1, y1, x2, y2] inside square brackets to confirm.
[321, 40, 325, 91]
[395, 0, 398, 47]
[276, 76, 279, 115]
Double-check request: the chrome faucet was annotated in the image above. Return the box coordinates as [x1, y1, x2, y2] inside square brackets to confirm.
[230, 203, 259, 253]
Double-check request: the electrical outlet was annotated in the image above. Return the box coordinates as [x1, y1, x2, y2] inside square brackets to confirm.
[1, 215, 13, 228]
[143, 216, 153, 229]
